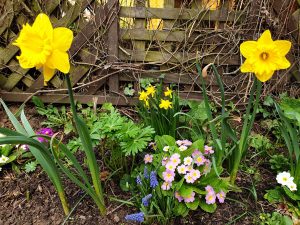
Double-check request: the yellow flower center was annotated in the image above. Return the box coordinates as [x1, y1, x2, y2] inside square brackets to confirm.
[260, 52, 269, 61]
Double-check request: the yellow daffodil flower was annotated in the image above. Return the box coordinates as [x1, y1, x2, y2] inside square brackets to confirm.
[159, 99, 172, 110]
[164, 87, 173, 98]
[146, 85, 156, 97]
[13, 13, 73, 85]
[139, 91, 148, 101]
[240, 30, 291, 82]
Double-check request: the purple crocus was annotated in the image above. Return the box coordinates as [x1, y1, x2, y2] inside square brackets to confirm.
[125, 212, 145, 223]
[150, 171, 158, 188]
[142, 194, 152, 206]
[37, 128, 54, 142]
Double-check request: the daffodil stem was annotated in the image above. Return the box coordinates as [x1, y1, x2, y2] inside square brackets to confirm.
[230, 78, 262, 184]
[58, 190, 70, 215]
[65, 75, 106, 216]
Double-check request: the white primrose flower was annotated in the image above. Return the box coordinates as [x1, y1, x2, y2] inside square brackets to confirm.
[163, 146, 170, 152]
[179, 145, 187, 152]
[0, 155, 9, 164]
[276, 171, 293, 186]
[287, 180, 297, 192]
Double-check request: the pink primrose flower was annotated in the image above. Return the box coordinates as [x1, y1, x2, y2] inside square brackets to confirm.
[194, 154, 206, 166]
[184, 191, 195, 203]
[162, 169, 175, 182]
[177, 164, 188, 174]
[204, 145, 214, 155]
[216, 190, 226, 203]
[161, 182, 172, 190]
[184, 173, 195, 183]
[175, 191, 183, 202]
[205, 192, 216, 204]
[144, 154, 153, 164]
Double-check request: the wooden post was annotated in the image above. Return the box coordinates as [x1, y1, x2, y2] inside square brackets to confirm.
[107, 0, 119, 94]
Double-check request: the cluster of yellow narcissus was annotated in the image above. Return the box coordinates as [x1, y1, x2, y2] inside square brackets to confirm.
[139, 85, 173, 110]
[14, 14, 292, 86]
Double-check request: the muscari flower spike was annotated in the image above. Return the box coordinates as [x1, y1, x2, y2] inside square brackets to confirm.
[136, 175, 142, 185]
[150, 171, 158, 188]
[144, 166, 149, 179]
[142, 194, 152, 207]
[125, 212, 145, 223]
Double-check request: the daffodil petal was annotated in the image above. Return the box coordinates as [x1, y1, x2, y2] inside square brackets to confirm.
[32, 13, 53, 38]
[240, 41, 257, 58]
[53, 27, 73, 51]
[276, 57, 291, 69]
[257, 30, 273, 45]
[255, 70, 274, 82]
[46, 50, 70, 73]
[240, 60, 253, 73]
[274, 40, 291, 56]
[43, 66, 55, 86]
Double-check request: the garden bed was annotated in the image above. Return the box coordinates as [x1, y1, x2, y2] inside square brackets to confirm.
[0, 105, 281, 225]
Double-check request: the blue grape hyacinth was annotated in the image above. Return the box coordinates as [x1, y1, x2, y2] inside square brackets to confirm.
[136, 175, 142, 185]
[125, 212, 145, 223]
[144, 166, 149, 179]
[150, 171, 158, 188]
[142, 194, 152, 206]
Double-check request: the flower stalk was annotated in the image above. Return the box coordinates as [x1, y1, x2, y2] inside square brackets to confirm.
[65, 75, 106, 215]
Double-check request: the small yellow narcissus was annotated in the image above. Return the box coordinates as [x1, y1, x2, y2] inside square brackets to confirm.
[13, 13, 73, 85]
[159, 99, 172, 110]
[164, 87, 173, 98]
[146, 85, 156, 97]
[240, 30, 291, 82]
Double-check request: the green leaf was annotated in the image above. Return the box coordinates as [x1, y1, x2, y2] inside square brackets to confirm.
[174, 202, 189, 217]
[199, 199, 217, 213]
[120, 174, 131, 192]
[25, 161, 37, 173]
[264, 188, 284, 203]
[179, 185, 193, 198]
[283, 186, 300, 201]
[155, 135, 176, 151]
[186, 198, 199, 210]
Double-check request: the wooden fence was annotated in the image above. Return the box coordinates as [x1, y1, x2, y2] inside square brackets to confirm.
[0, 0, 298, 105]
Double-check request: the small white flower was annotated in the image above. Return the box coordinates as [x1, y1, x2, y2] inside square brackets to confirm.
[0, 155, 9, 164]
[179, 145, 187, 151]
[184, 157, 193, 166]
[287, 180, 297, 192]
[163, 146, 170, 152]
[176, 140, 183, 146]
[177, 165, 187, 174]
[276, 172, 293, 186]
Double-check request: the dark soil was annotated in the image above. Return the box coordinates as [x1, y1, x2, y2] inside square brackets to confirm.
[0, 104, 278, 225]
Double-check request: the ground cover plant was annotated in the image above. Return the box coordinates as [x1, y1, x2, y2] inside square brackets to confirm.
[1, 8, 300, 225]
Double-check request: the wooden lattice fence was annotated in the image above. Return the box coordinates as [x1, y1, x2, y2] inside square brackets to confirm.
[0, 0, 299, 105]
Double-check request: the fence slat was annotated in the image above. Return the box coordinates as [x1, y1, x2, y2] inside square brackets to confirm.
[120, 7, 242, 21]
[119, 49, 240, 65]
[107, 0, 120, 94]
